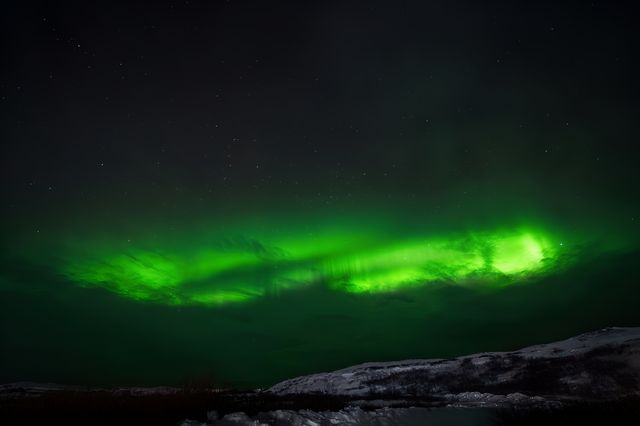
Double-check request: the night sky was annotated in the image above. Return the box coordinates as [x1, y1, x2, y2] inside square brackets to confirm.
[1, 1, 639, 388]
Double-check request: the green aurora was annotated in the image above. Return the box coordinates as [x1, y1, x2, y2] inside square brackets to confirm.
[58, 226, 564, 306]
[1, 197, 638, 388]
[1, 0, 638, 391]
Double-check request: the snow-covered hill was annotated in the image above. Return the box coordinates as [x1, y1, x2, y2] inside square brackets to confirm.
[4, 328, 639, 425]
[268, 327, 640, 401]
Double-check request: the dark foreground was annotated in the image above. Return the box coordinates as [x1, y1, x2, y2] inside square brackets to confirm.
[1, 390, 639, 425]
[0, 390, 347, 426]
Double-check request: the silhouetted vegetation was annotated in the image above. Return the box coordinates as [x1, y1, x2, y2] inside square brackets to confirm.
[180, 371, 227, 393]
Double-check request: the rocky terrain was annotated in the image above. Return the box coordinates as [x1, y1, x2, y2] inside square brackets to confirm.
[2, 327, 639, 425]
[268, 326, 640, 400]
[183, 406, 496, 426]
[193, 327, 640, 425]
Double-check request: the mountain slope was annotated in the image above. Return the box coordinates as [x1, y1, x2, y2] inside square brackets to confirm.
[268, 327, 640, 401]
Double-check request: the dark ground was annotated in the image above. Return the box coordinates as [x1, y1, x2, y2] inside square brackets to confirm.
[1, 390, 639, 425]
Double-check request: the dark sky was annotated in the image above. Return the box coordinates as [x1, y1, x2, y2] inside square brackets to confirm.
[1, 0, 639, 388]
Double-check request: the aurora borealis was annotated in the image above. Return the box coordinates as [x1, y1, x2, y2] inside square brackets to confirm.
[58, 225, 563, 305]
[1, 0, 639, 390]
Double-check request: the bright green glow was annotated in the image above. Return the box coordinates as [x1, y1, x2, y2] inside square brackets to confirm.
[62, 246, 268, 304]
[323, 231, 555, 293]
[57, 225, 566, 305]
[492, 233, 549, 274]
